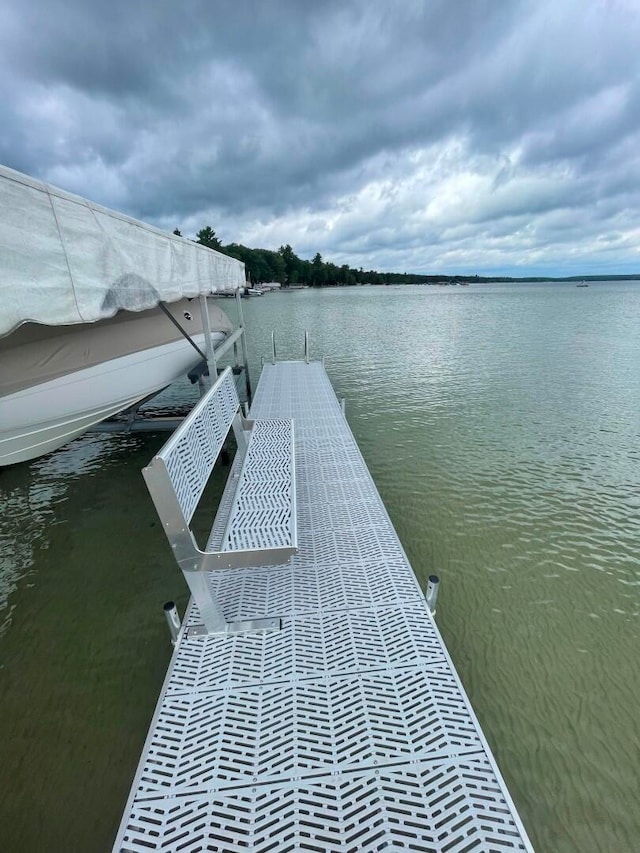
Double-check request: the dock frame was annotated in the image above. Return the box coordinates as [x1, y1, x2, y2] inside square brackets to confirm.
[113, 360, 533, 852]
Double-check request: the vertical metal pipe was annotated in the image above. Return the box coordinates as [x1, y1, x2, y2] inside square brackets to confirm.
[235, 287, 252, 403]
[199, 294, 217, 385]
[163, 601, 182, 645]
[271, 330, 277, 364]
[304, 330, 309, 363]
[425, 574, 440, 614]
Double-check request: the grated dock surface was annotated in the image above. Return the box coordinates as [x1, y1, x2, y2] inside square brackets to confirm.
[114, 360, 533, 852]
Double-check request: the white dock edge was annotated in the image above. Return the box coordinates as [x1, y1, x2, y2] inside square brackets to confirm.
[114, 361, 534, 853]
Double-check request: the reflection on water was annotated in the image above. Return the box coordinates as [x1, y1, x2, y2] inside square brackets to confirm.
[0, 436, 123, 636]
[1, 282, 639, 852]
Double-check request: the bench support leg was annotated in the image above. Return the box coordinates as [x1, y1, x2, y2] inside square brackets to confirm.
[183, 570, 281, 637]
[189, 616, 281, 638]
[184, 571, 228, 634]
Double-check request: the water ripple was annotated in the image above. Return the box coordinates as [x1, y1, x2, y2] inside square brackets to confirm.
[237, 283, 640, 852]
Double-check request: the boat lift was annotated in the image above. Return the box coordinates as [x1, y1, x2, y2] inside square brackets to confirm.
[89, 289, 251, 435]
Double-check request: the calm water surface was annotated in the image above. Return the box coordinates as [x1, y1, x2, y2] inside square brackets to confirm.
[1, 282, 639, 852]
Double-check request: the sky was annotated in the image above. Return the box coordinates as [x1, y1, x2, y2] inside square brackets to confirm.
[2, 0, 640, 277]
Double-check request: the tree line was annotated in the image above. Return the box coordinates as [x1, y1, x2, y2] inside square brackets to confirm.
[174, 226, 431, 286]
[174, 227, 640, 285]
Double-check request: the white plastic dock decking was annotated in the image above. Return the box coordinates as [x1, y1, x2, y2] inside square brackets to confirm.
[114, 361, 534, 852]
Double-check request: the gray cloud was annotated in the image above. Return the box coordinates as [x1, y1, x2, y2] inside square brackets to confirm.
[1, 0, 640, 274]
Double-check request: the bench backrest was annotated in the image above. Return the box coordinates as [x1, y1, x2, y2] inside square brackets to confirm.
[153, 367, 240, 525]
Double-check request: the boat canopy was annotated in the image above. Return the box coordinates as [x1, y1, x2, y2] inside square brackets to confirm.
[0, 164, 245, 336]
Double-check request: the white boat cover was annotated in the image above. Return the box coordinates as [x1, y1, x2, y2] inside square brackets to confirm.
[0, 164, 245, 336]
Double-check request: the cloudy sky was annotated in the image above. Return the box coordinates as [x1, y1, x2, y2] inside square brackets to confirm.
[2, 0, 640, 276]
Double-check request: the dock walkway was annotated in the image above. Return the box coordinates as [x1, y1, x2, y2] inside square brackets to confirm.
[114, 360, 533, 852]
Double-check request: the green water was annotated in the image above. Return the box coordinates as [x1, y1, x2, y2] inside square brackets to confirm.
[1, 283, 639, 852]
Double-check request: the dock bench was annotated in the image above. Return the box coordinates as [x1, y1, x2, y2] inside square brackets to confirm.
[142, 366, 297, 635]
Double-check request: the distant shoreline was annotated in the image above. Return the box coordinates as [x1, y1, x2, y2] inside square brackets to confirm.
[384, 275, 640, 284]
[296, 276, 640, 287]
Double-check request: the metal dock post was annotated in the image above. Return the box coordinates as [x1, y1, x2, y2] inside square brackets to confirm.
[113, 360, 534, 852]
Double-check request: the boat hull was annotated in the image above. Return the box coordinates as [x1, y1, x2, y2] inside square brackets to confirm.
[0, 301, 230, 466]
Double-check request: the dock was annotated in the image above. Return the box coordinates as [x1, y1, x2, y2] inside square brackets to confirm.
[113, 360, 534, 852]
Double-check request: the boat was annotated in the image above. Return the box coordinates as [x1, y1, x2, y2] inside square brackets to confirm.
[577, 281, 589, 287]
[242, 275, 266, 297]
[0, 165, 246, 467]
[0, 299, 234, 466]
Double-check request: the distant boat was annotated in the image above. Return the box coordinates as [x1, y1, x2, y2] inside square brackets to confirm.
[576, 281, 589, 287]
[242, 274, 265, 296]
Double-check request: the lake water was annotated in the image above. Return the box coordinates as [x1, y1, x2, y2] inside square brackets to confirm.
[1, 282, 639, 852]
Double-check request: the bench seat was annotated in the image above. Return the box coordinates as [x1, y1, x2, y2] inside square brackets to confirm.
[142, 367, 297, 635]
